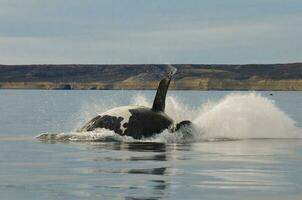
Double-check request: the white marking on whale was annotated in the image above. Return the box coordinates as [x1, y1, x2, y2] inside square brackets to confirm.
[98, 106, 145, 134]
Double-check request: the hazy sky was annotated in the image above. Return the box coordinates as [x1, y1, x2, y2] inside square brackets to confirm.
[0, 0, 301, 64]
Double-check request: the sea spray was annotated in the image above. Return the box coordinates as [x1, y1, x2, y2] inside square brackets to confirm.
[37, 92, 301, 143]
[193, 93, 300, 140]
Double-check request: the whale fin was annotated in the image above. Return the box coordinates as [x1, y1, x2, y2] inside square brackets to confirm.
[152, 66, 176, 112]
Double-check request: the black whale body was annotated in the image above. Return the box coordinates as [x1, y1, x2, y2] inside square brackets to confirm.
[79, 71, 191, 139]
[79, 106, 174, 139]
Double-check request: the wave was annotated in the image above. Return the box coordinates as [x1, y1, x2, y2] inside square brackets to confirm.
[36, 92, 302, 143]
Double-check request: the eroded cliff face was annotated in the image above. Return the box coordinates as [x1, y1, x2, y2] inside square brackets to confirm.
[206, 79, 302, 90]
[0, 63, 302, 90]
[1, 79, 302, 90]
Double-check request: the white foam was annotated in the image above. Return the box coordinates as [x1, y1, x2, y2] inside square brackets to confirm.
[37, 92, 302, 143]
[193, 93, 301, 140]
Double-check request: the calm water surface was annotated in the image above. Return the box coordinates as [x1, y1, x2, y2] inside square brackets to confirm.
[0, 90, 302, 200]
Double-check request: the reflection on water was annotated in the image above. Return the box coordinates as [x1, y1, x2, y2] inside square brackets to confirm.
[112, 167, 168, 176]
[0, 137, 302, 199]
[7, 139, 295, 200]
[74, 142, 171, 200]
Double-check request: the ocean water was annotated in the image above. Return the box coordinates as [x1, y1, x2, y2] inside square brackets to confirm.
[0, 90, 302, 200]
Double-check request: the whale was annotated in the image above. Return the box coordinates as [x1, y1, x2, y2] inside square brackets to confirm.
[78, 70, 192, 139]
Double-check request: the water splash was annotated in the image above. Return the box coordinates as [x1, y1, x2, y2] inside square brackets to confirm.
[193, 93, 300, 140]
[37, 92, 301, 143]
[167, 65, 177, 77]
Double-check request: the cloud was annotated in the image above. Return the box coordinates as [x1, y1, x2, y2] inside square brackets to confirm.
[0, 0, 301, 64]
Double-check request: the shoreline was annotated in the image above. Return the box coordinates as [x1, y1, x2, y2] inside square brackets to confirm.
[1, 79, 302, 91]
[1, 63, 302, 91]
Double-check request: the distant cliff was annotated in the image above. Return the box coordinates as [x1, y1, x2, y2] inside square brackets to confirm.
[0, 63, 302, 90]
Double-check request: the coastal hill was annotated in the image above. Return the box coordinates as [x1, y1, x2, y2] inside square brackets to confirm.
[0, 63, 302, 90]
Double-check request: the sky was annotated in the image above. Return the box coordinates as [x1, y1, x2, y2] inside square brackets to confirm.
[0, 0, 302, 64]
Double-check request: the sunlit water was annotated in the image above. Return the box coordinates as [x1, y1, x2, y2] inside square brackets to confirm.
[0, 90, 302, 200]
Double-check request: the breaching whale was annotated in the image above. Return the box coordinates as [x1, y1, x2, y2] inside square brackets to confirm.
[78, 70, 192, 139]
